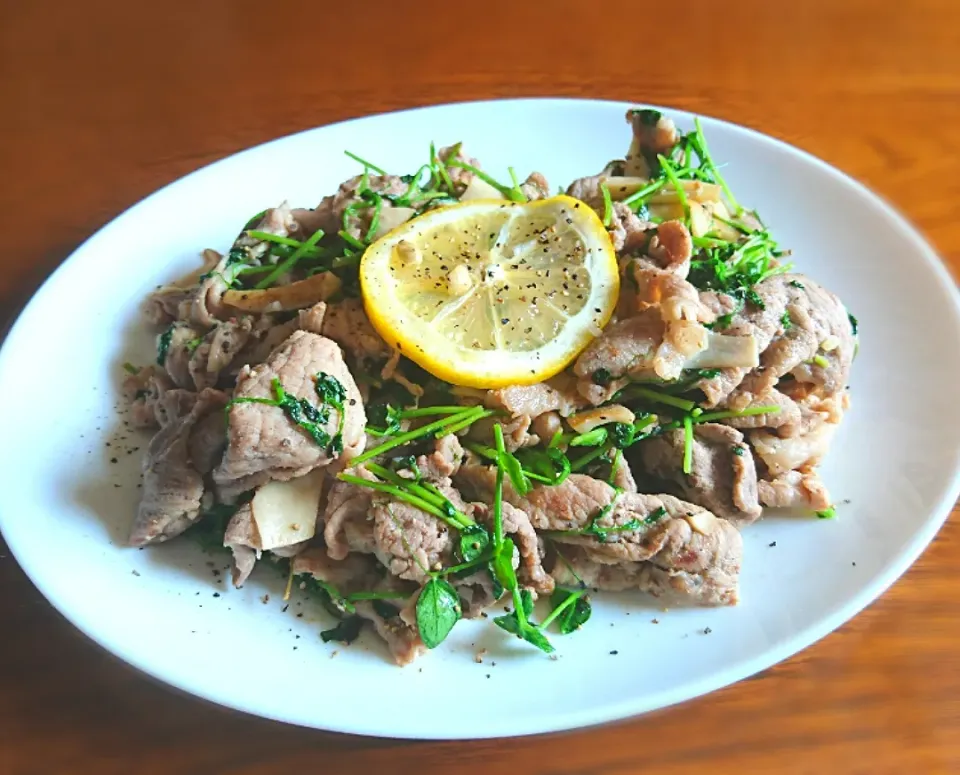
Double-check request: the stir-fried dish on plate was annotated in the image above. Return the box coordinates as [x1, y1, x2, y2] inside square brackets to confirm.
[122, 108, 858, 664]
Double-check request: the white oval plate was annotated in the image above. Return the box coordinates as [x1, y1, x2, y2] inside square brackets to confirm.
[1, 99, 959, 739]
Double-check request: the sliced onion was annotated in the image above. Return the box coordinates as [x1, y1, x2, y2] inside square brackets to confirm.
[223, 271, 341, 312]
[567, 404, 636, 433]
[684, 332, 759, 369]
[459, 177, 506, 201]
[251, 469, 325, 551]
[373, 207, 416, 240]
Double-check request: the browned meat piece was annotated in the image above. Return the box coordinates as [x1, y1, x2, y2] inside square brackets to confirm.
[145, 286, 190, 327]
[187, 407, 227, 475]
[757, 470, 831, 511]
[174, 213, 298, 329]
[213, 332, 366, 501]
[353, 599, 426, 666]
[625, 110, 680, 177]
[223, 503, 258, 586]
[634, 423, 762, 525]
[123, 366, 174, 429]
[520, 171, 550, 201]
[321, 298, 391, 365]
[187, 317, 255, 390]
[292, 549, 425, 666]
[608, 202, 652, 254]
[457, 467, 741, 605]
[438, 144, 479, 195]
[472, 501, 554, 596]
[484, 375, 585, 420]
[297, 301, 327, 334]
[322, 473, 377, 560]
[312, 174, 408, 239]
[565, 174, 606, 210]
[720, 386, 803, 434]
[697, 274, 855, 407]
[130, 388, 228, 546]
[292, 547, 382, 589]
[415, 435, 465, 481]
[574, 309, 664, 382]
[178, 252, 233, 329]
[369, 480, 468, 582]
[551, 529, 740, 607]
[468, 412, 538, 451]
[749, 419, 838, 478]
[227, 316, 299, 377]
[160, 323, 206, 389]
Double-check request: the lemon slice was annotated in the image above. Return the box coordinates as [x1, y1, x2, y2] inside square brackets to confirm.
[359, 195, 619, 388]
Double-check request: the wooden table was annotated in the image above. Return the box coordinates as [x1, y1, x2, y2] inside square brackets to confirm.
[2, 1, 959, 772]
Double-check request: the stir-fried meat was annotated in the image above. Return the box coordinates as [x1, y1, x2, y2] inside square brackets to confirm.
[297, 301, 327, 335]
[627, 109, 680, 160]
[574, 309, 663, 383]
[354, 599, 426, 666]
[721, 386, 803, 434]
[321, 298, 392, 365]
[608, 202, 652, 254]
[758, 470, 831, 511]
[519, 171, 551, 201]
[312, 174, 408, 240]
[455, 466, 740, 600]
[635, 423, 762, 525]
[438, 144, 479, 195]
[323, 472, 377, 561]
[214, 332, 366, 501]
[160, 323, 204, 389]
[565, 174, 606, 211]
[468, 413, 538, 451]
[484, 375, 585, 420]
[414, 434, 465, 481]
[550, 534, 740, 607]
[124, 110, 856, 663]
[130, 388, 228, 546]
[223, 503, 258, 587]
[473, 501, 554, 596]
[749, 420, 837, 478]
[369, 480, 467, 583]
[291, 549, 425, 666]
[697, 274, 855, 407]
[123, 366, 174, 429]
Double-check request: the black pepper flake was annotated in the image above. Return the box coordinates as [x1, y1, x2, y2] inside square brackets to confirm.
[212, 592, 220, 598]
[609, 650, 619, 655]
[702, 627, 712, 635]
[769, 541, 777, 547]
[109, 457, 118, 464]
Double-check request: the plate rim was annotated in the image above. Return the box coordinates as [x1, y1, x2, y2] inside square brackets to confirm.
[2, 96, 959, 739]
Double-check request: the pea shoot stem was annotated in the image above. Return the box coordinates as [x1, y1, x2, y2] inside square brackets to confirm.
[254, 228, 325, 290]
[351, 406, 490, 466]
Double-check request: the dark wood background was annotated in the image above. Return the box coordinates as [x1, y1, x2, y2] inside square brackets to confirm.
[2, 1, 959, 772]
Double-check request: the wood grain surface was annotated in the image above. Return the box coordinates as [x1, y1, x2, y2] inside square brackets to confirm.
[1, 1, 959, 773]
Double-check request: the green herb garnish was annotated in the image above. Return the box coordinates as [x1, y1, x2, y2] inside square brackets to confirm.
[416, 577, 462, 648]
[541, 588, 592, 634]
[227, 372, 346, 454]
[156, 326, 174, 366]
[600, 180, 613, 227]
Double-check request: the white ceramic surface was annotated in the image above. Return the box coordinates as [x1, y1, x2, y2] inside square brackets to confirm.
[1, 99, 959, 739]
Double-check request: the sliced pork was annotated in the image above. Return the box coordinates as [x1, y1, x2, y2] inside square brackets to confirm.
[635, 423, 762, 525]
[130, 388, 228, 546]
[214, 331, 366, 501]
